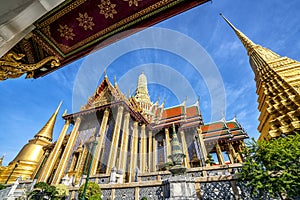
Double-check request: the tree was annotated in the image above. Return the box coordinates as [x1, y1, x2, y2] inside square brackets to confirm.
[55, 184, 69, 199]
[239, 133, 300, 199]
[29, 182, 57, 200]
[0, 184, 6, 190]
[78, 182, 102, 200]
[205, 154, 215, 165]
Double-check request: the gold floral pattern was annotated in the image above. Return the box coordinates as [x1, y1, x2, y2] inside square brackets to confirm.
[124, 0, 142, 7]
[98, 0, 117, 19]
[76, 12, 95, 30]
[57, 24, 75, 40]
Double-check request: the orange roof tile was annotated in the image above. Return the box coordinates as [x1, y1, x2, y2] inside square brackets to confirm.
[201, 122, 226, 132]
[226, 122, 239, 130]
[186, 106, 198, 118]
[161, 106, 184, 119]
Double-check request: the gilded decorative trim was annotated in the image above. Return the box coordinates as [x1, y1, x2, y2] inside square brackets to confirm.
[38, 0, 87, 28]
[37, 0, 184, 56]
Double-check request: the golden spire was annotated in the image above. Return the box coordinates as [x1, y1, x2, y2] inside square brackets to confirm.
[220, 13, 257, 55]
[34, 101, 62, 141]
[221, 14, 300, 141]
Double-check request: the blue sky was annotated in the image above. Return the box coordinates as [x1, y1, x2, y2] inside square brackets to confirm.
[1, 0, 300, 165]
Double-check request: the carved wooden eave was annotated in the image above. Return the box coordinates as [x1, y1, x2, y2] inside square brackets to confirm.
[0, 0, 210, 80]
[0, 51, 60, 81]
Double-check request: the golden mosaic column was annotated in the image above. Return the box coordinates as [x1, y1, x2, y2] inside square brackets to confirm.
[152, 134, 157, 172]
[165, 128, 171, 160]
[227, 144, 235, 164]
[75, 144, 87, 184]
[148, 130, 152, 172]
[51, 117, 81, 185]
[91, 108, 110, 175]
[228, 143, 239, 163]
[215, 142, 225, 165]
[38, 119, 70, 182]
[140, 124, 147, 172]
[197, 128, 207, 160]
[129, 122, 138, 182]
[117, 112, 130, 172]
[106, 106, 124, 173]
[179, 130, 190, 168]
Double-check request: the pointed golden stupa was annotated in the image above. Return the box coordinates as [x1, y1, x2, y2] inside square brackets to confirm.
[0, 102, 61, 184]
[221, 14, 300, 140]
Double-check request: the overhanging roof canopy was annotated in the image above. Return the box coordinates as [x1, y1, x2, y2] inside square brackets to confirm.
[0, 0, 209, 80]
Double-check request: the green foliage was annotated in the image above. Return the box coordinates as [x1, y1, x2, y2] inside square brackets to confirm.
[141, 197, 148, 200]
[55, 184, 69, 199]
[239, 134, 300, 199]
[205, 154, 215, 165]
[29, 182, 57, 200]
[78, 182, 102, 200]
[0, 184, 6, 190]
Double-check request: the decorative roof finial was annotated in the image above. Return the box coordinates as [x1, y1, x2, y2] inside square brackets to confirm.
[104, 68, 107, 77]
[128, 88, 131, 98]
[220, 13, 257, 55]
[221, 112, 226, 121]
[62, 109, 67, 117]
[0, 153, 5, 166]
[114, 75, 117, 87]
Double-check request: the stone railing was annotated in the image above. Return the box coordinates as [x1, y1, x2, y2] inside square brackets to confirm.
[67, 163, 247, 200]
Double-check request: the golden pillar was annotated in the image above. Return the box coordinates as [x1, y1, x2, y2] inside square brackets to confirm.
[74, 144, 87, 184]
[117, 112, 130, 172]
[129, 122, 138, 182]
[152, 134, 157, 172]
[215, 142, 225, 165]
[165, 128, 171, 160]
[148, 131, 153, 172]
[227, 144, 235, 164]
[38, 120, 70, 182]
[91, 109, 110, 175]
[51, 117, 81, 184]
[229, 143, 241, 163]
[197, 128, 207, 160]
[236, 142, 244, 162]
[179, 130, 190, 168]
[106, 106, 124, 173]
[140, 124, 147, 172]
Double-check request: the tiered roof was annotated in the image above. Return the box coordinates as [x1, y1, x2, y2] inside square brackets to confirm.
[201, 117, 248, 142]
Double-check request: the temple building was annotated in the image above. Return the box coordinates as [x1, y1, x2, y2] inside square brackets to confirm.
[221, 14, 300, 141]
[0, 72, 248, 187]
